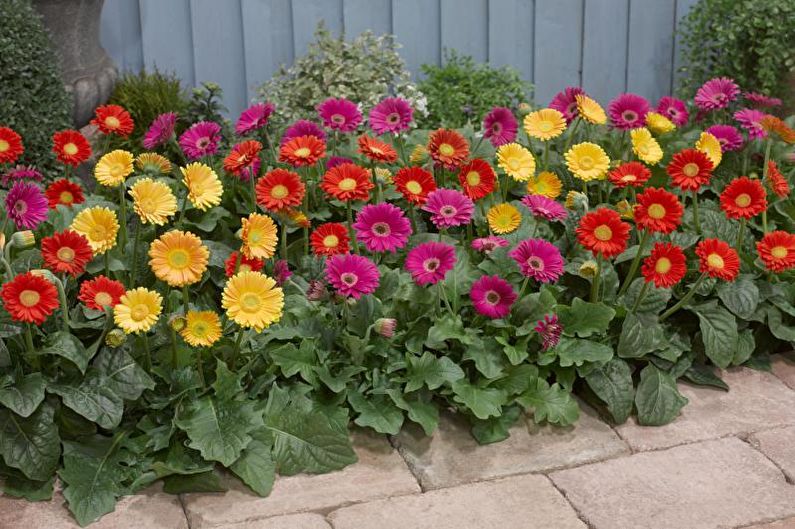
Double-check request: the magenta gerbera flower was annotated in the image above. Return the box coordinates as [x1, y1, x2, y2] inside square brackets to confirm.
[656, 96, 689, 127]
[705, 124, 744, 151]
[734, 108, 768, 140]
[272, 259, 292, 286]
[5, 181, 48, 230]
[143, 112, 177, 149]
[549, 86, 585, 124]
[471, 236, 509, 254]
[508, 239, 564, 283]
[280, 119, 326, 146]
[317, 98, 362, 133]
[369, 97, 413, 135]
[694, 77, 740, 111]
[535, 314, 563, 350]
[404, 241, 456, 285]
[326, 156, 353, 169]
[470, 275, 516, 319]
[482, 107, 519, 147]
[325, 253, 380, 299]
[744, 91, 783, 108]
[422, 188, 474, 229]
[178, 121, 222, 160]
[608, 93, 650, 130]
[2, 165, 42, 187]
[235, 102, 275, 135]
[352, 203, 412, 253]
[521, 195, 568, 222]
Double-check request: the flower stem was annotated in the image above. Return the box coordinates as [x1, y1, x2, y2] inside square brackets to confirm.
[762, 139, 772, 234]
[518, 276, 530, 299]
[630, 281, 651, 313]
[103, 252, 110, 277]
[52, 275, 70, 332]
[660, 272, 707, 321]
[563, 117, 581, 153]
[182, 285, 190, 313]
[130, 220, 141, 286]
[229, 327, 245, 367]
[346, 201, 360, 253]
[196, 348, 206, 388]
[543, 142, 549, 171]
[24, 324, 34, 353]
[617, 229, 650, 297]
[249, 172, 257, 212]
[281, 221, 289, 260]
[691, 190, 701, 235]
[118, 184, 128, 253]
[737, 218, 746, 258]
[437, 282, 454, 316]
[590, 256, 602, 303]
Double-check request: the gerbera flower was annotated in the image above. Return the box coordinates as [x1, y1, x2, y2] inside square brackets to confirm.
[497, 143, 536, 181]
[667, 148, 713, 191]
[45, 178, 85, 209]
[181, 310, 222, 347]
[279, 135, 326, 167]
[521, 194, 568, 222]
[422, 188, 474, 228]
[272, 259, 292, 286]
[224, 251, 264, 277]
[0, 127, 23, 164]
[482, 107, 519, 146]
[52, 130, 91, 166]
[744, 91, 783, 108]
[458, 159, 496, 200]
[471, 236, 508, 254]
[694, 77, 740, 111]
[280, 119, 327, 145]
[608, 93, 650, 130]
[576, 208, 631, 258]
[757, 231, 795, 273]
[734, 108, 767, 139]
[148, 230, 209, 287]
[223, 140, 262, 180]
[695, 132, 722, 168]
[70, 207, 119, 254]
[1, 272, 59, 325]
[320, 162, 373, 202]
[78, 275, 125, 311]
[143, 112, 177, 149]
[91, 104, 134, 136]
[487, 203, 522, 234]
[549, 86, 585, 124]
[1, 165, 42, 187]
[241, 213, 278, 259]
[353, 203, 412, 253]
[575, 94, 607, 125]
[114, 287, 163, 334]
[310, 222, 350, 256]
[767, 160, 790, 198]
[222, 271, 284, 331]
[181, 162, 223, 210]
[236, 102, 275, 135]
[641, 242, 687, 288]
[630, 128, 663, 165]
[327, 156, 353, 169]
[706, 125, 744, 151]
[5, 181, 48, 230]
[40, 230, 93, 277]
[369, 97, 413, 135]
[656, 96, 689, 126]
[470, 275, 516, 319]
[608, 161, 651, 188]
[427, 129, 469, 169]
[179, 121, 222, 160]
[535, 314, 563, 350]
[645, 112, 675, 134]
[136, 153, 172, 175]
[357, 135, 398, 163]
[526, 171, 563, 198]
[394, 166, 436, 205]
[95, 150, 134, 187]
[565, 142, 610, 181]
[256, 168, 305, 212]
[761, 115, 795, 144]
[696, 238, 740, 281]
[720, 176, 767, 219]
[325, 253, 380, 299]
[509, 239, 564, 282]
[316, 97, 362, 133]
[634, 187, 683, 233]
[129, 178, 178, 225]
[405, 241, 456, 285]
[523, 108, 566, 140]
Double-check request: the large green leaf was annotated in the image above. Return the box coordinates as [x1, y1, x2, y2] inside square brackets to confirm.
[766, 307, 795, 342]
[470, 406, 523, 445]
[554, 337, 613, 367]
[558, 299, 616, 338]
[405, 351, 465, 391]
[36, 331, 91, 373]
[462, 336, 507, 378]
[584, 357, 634, 424]
[269, 341, 317, 383]
[733, 330, 756, 366]
[518, 380, 580, 426]
[49, 376, 124, 430]
[425, 313, 472, 349]
[634, 365, 688, 426]
[0, 403, 59, 481]
[0, 373, 46, 417]
[348, 391, 404, 435]
[692, 302, 738, 368]
[92, 348, 154, 401]
[716, 276, 759, 319]
[623, 278, 671, 314]
[386, 390, 439, 436]
[451, 380, 507, 420]
[230, 429, 275, 497]
[617, 312, 668, 358]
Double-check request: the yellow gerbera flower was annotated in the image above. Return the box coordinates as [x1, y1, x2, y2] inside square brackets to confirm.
[70, 206, 119, 254]
[496, 143, 535, 181]
[565, 142, 610, 181]
[148, 230, 209, 287]
[645, 112, 675, 135]
[241, 213, 278, 259]
[136, 153, 172, 175]
[487, 203, 522, 234]
[181, 162, 223, 211]
[95, 150, 134, 187]
[575, 95, 607, 125]
[523, 108, 566, 141]
[695, 131, 722, 168]
[222, 271, 284, 331]
[526, 171, 563, 199]
[114, 287, 163, 334]
[181, 310, 222, 347]
[630, 128, 663, 165]
[129, 178, 178, 225]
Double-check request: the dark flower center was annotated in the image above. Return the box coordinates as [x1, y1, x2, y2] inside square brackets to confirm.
[486, 291, 500, 304]
[491, 123, 502, 134]
[340, 272, 358, 286]
[423, 258, 440, 272]
[386, 112, 400, 124]
[196, 137, 210, 149]
[372, 222, 391, 236]
[440, 205, 457, 217]
[331, 114, 345, 124]
[13, 200, 27, 214]
[527, 256, 544, 270]
[622, 110, 638, 123]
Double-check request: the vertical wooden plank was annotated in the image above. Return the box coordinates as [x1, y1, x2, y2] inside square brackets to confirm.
[626, 0, 676, 103]
[139, 0, 194, 85]
[440, 0, 488, 62]
[581, 0, 629, 104]
[672, 0, 699, 93]
[100, 0, 143, 73]
[487, 0, 533, 83]
[534, 0, 583, 105]
[291, 0, 344, 58]
[343, 0, 392, 37]
[392, 0, 441, 78]
[241, 0, 294, 103]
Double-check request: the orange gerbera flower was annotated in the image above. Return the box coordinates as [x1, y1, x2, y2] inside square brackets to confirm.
[756, 231, 795, 273]
[719, 176, 767, 219]
[91, 104, 134, 136]
[767, 160, 790, 198]
[634, 187, 683, 234]
[696, 238, 739, 281]
[255, 168, 305, 212]
[320, 162, 373, 202]
[0, 127, 24, 164]
[40, 230, 93, 277]
[576, 207, 631, 259]
[310, 222, 350, 256]
[1, 272, 59, 325]
[608, 161, 651, 188]
[458, 158, 496, 200]
[427, 129, 469, 169]
[223, 139, 262, 177]
[78, 275, 126, 311]
[667, 148, 713, 191]
[223, 251, 264, 277]
[279, 135, 326, 167]
[641, 242, 687, 288]
[761, 115, 795, 144]
[52, 130, 92, 166]
[45, 178, 85, 209]
[357, 135, 398, 163]
[393, 166, 436, 205]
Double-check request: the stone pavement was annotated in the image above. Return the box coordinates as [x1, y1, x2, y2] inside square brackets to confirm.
[3, 354, 795, 529]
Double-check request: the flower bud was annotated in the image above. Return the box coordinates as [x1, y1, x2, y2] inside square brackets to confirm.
[169, 314, 187, 332]
[11, 231, 34, 250]
[565, 190, 588, 211]
[409, 144, 428, 165]
[0, 233, 6, 251]
[374, 318, 397, 338]
[272, 260, 292, 286]
[306, 279, 327, 301]
[579, 260, 598, 279]
[105, 328, 127, 348]
[30, 268, 56, 282]
[375, 168, 393, 184]
[615, 199, 634, 220]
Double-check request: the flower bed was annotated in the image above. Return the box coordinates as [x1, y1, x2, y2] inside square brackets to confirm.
[0, 78, 793, 525]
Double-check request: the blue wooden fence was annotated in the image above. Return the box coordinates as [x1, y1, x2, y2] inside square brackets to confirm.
[100, 0, 699, 119]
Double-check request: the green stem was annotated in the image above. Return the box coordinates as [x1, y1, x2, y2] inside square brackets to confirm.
[142, 333, 152, 371]
[130, 220, 141, 286]
[230, 328, 245, 367]
[103, 252, 110, 277]
[590, 256, 602, 303]
[617, 229, 650, 297]
[408, 203, 418, 233]
[660, 272, 707, 321]
[53, 276, 70, 332]
[281, 221, 289, 260]
[249, 172, 258, 212]
[542, 141, 549, 171]
[631, 281, 651, 313]
[196, 349, 206, 388]
[518, 276, 530, 299]
[182, 285, 190, 313]
[176, 190, 190, 228]
[0, 257, 13, 279]
[762, 139, 772, 234]
[692, 190, 701, 235]
[24, 324, 34, 353]
[737, 218, 746, 257]
[437, 282, 454, 316]
[346, 201, 360, 253]
[563, 117, 581, 153]
[118, 184, 128, 253]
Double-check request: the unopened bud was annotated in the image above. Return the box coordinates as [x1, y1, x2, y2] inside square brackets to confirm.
[11, 231, 35, 250]
[30, 269, 56, 282]
[306, 280, 326, 301]
[565, 190, 588, 211]
[273, 260, 292, 286]
[105, 328, 127, 348]
[518, 102, 532, 113]
[409, 144, 428, 165]
[169, 314, 187, 332]
[579, 260, 598, 279]
[615, 199, 634, 220]
[374, 318, 397, 338]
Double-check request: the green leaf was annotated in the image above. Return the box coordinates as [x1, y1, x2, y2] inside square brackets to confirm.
[733, 330, 756, 366]
[0, 403, 59, 481]
[425, 313, 471, 349]
[405, 352, 464, 392]
[0, 473, 53, 501]
[189, 206, 230, 231]
[386, 390, 439, 436]
[493, 364, 540, 395]
[470, 406, 522, 445]
[269, 341, 317, 384]
[518, 380, 580, 426]
[92, 348, 154, 401]
[617, 312, 668, 358]
[716, 275, 759, 319]
[623, 278, 671, 313]
[692, 302, 738, 368]
[634, 365, 688, 426]
[495, 335, 529, 365]
[766, 307, 795, 342]
[36, 331, 91, 373]
[584, 357, 634, 424]
[462, 336, 506, 379]
[451, 380, 507, 420]
[558, 299, 616, 338]
[348, 391, 404, 434]
[49, 376, 124, 430]
[230, 429, 275, 497]
[162, 471, 227, 494]
[0, 373, 45, 417]
[683, 365, 729, 391]
[554, 337, 613, 367]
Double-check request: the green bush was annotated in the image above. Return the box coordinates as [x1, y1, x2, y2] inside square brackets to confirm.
[417, 50, 532, 129]
[0, 0, 72, 168]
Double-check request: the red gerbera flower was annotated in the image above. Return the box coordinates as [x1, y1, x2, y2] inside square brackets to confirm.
[608, 161, 651, 188]
[224, 251, 265, 277]
[696, 238, 740, 281]
[255, 168, 305, 212]
[0, 127, 24, 165]
[766, 160, 790, 199]
[720, 176, 767, 219]
[756, 231, 795, 273]
[40, 230, 93, 277]
[1, 272, 59, 324]
[427, 129, 469, 169]
[393, 166, 436, 205]
[357, 135, 398, 163]
[279, 135, 326, 167]
[320, 162, 373, 202]
[52, 130, 92, 167]
[91, 104, 134, 136]
[223, 139, 262, 177]
[641, 242, 687, 288]
[634, 187, 683, 234]
[78, 275, 126, 311]
[310, 222, 350, 256]
[576, 207, 631, 258]
[45, 178, 85, 209]
[458, 158, 496, 200]
[667, 148, 713, 191]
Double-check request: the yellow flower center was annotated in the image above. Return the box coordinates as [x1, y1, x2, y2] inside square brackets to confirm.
[167, 249, 190, 269]
[57, 247, 76, 263]
[638, 145, 650, 155]
[294, 147, 311, 158]
[105, 116, 121, 129]
[369, 145, 384, 155]
[622, 175, 637, 182]
[771, 246, 788, 259]
[130, 304, 149, 321]
[682, 163, 699, 177]
[405, 180, 422, 194]
[19, 290, 40, 307]
[466, 171, 481, 186]
[138, 197, 157, 213]
[240, 293, 262, 312]
[734, 193, 752, 208]
[647, 203, 666, 219]
[438, 143, 455, 156]
[594, 225, 612, 241]
[94, 292, 113, 307]
[191, 322, 208, 337]
[63, 142, 78, 155]
[248, 229, 263, 244]
[239, 264, 252, 273]
[271, 184, 289, 199]
[60, 191, 74, 204]
[338, 178, 357, 191]
[655, 257, 672, 274]
[0, 140, 8, 152]
[578, 156, 594, 170]
[109, 163, 125, 178]
[323, 235, 339, 248]
[707, 253, 725, 269]
[508, 158, 521, 171]
[90, 225, 108, 241]
[538, 120, 553, 132]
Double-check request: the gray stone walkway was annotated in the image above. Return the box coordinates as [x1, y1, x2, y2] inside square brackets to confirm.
[3, 353, 795, 529]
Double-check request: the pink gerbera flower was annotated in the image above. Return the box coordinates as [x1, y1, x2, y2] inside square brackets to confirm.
[5, 181, 48, 230]
[744, 91, 783, 108]
[325, 253, 380, 299]
[694, 77, 740, 111]
[280, 119, 326, 146]
[521, 194, 568, 222]
[656, 96, 689, 127]
[178, 121, 222, 160]
[482, 107, 518, 147]
[470, 275, 516, 319]
[734, 108, 768, 140]
[235, 102, 275, 135]
[608, 93, 650, 130]
[317, 98, 362, 133]
[706, 125, 744, 151]
[535, 314, 563, 350]
[369, 97, 413, 135]
[326, 156, 353, 169]
[143, 112, 177, 149]
[2, 165, 43, 187]
[549, 86, 585, 124]
[422, 188, 474, 229]
[508, 239, 565, 283]
[352, 203, 412, 253]
[471, 236, 509, 254]
[404, 242, 456, 285]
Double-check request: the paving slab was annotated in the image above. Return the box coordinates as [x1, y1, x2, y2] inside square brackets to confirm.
[182, 429, 420, 528]
[215, 513, 331, 528]
[772, 353, 795, 390]
[749, 426, 795, 482]
[393, 405, 628, 489]
[328, 473, 586, 529]
[617, 367, 795, 451]
[550, 437, 795, 529]
[743, 518, 795, 529]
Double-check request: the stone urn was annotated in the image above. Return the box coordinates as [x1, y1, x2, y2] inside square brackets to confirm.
[32, 0, 118, 127]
